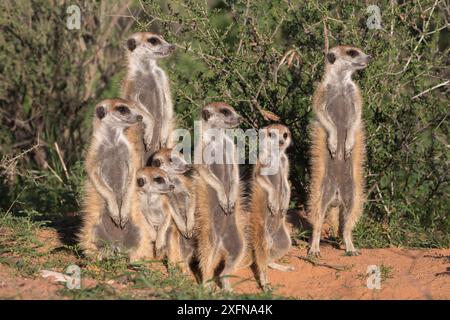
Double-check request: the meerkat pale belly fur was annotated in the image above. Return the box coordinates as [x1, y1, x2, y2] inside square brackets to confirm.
[79, 98, 154, 261]
[247, 124, 294, 290]
[122, 32, 175, 161]
[307, 46, 370, 257]
[194, 102, 246, 290]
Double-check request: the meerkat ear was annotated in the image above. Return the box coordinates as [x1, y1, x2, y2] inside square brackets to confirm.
[201, 109, 211, 121]
[96, 106, 106, 119]
[326, 52, 336, 64]
[127, 38, 137, 51]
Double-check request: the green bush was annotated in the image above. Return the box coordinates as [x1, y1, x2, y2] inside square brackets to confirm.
[0, 0, 448, 248]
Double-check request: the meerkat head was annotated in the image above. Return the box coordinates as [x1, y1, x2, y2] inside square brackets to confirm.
[201, 102, 242, 129]
[325, 45, 371, 74]
[136, 167, 175, 195]
[95, 98, 143, 128]
[126, 32, 175, 61]
[262, 124, 291, 152]
[149, 148, 191, 175]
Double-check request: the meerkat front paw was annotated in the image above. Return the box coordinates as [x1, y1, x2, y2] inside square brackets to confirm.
[344, 139, 354, 160]
[268, 203, 277, 216]
[218, 199, 229, 215]
[227, 200, 235, 215]
[327, 136, 337, 158]
[119, 215, 129, 229]
[110, 213, 121, 228]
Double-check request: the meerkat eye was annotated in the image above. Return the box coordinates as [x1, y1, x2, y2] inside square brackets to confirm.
[148, 37, 160, 45]
[220, 108, 231, 116]
[154, 176, 164, 184]
[137, 178, 145, 187]
[283, 133, 288, 139]
[347, 49, 359, 58]
[268, 132, 272, 138]
[153, 159, 161, 167]
[117, 105, 130, 114]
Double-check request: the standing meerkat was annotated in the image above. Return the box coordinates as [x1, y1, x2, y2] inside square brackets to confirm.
[307, 45, 370, 257]
[136, 167, 176, 258]
[248, 124, 294, 290]
[122, 32, 176, 160]
[80, 98, 154, 261]
[194, 102, 246, 290]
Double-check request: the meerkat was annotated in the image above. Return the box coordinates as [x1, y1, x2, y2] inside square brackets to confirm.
[136, 167, 176, 258]
[307, 45, 370, 257]
[150, 148, 196, 238]
[122, 32, 176, 161]
[194, 102, 246, 290]
[150, 148, 197, 272]
[247, 124, 294, 290]
[79, 98, 154, 261]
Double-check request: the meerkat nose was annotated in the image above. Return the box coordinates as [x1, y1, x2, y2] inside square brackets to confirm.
[169, 184, 175, 191]
[169, 44, 176, 52]
[366, 55, 372, 61]
[136, 115, 143, 121]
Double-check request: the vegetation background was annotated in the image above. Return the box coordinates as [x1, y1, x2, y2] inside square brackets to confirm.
[0, 0, 448, 276]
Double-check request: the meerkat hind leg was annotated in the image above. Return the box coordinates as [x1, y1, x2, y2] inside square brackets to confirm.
[308, 210, 325, 257]
[341, 205, 361, 256]
[340, 184, 361, 256]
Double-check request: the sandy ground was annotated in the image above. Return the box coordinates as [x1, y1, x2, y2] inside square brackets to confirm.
[0, 227, 448, 299]
[233, 246, 450, 299]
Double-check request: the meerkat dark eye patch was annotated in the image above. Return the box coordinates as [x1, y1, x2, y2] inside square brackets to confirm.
[201, 109, 211, 121]
[220, 108, 231, 116]
[152, 159, 161, 167]
[148, 37, 160, 45]
[154, 176, 164, 184]
[137, 178, 145, 187]
[326, 52, 336, 64]
[116, 106, 130, 114]
[127, 38, 136, 51]
[96, 106, 106, 119]
[346, 49, 359, 58]
[283, 132, 288, 139]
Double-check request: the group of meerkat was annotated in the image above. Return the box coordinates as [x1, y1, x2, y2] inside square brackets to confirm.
[79, 31, 370, 291]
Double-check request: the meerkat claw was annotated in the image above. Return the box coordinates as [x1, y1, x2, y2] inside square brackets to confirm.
[345, 250, 361, 256]
[307, 250, 321, 258]
[120, 216, 129, 229]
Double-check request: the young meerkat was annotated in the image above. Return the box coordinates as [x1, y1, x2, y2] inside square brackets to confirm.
[122, 32, 176, 160]
[307, 45, 370, 257]
[80, 98, 154, 261]
[149, 149, 197, 271]
[150, 148, 196, 238]
[194, 102, 246, 290]
[248, 124, 294, 290]
[136, 167, 176, 258]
